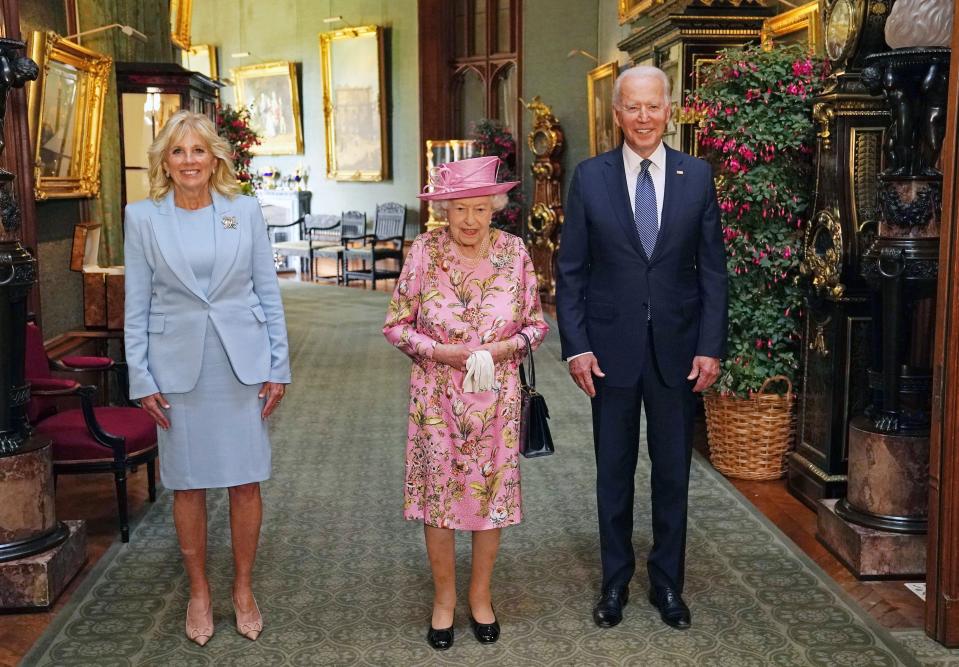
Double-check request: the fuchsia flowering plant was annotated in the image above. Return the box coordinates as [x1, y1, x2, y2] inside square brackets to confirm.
[216, 105, 261, 196]
[684, 44, 827, 397]
[471, 119, 524, 234]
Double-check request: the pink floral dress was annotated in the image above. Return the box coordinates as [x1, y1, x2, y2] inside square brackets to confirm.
[383, 228, 548, 530]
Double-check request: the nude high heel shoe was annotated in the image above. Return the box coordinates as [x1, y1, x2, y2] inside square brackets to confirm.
[232, 595, 263, 641]
[185, 600, 214, 646]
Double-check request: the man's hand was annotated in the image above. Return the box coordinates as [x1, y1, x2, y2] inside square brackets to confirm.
[569, 353, 605, 397]
[140, 392, 171, 430]
[687, 356, 720, 392]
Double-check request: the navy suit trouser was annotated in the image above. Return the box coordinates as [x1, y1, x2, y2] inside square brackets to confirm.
[591, 331, 696, 593]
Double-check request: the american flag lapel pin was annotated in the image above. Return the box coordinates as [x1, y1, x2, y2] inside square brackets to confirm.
[221, 215, 238, 229]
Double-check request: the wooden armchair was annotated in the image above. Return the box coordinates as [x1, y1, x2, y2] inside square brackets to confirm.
[343, 203, 406, 289]
[25, 323, 157, 543]
[267, 214, 342, 280]
[313, 211, 367, 284]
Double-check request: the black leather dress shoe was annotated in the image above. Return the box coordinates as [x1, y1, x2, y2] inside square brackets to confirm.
[469, 614, 500, 644]
[426, 625, 454, 650]
[648, 586, 691, 630]
[592, 587, 629, 628]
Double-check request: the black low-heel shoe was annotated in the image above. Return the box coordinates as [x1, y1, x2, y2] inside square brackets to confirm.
[469, 614, 500, 644]
[427, 625, 454, 650]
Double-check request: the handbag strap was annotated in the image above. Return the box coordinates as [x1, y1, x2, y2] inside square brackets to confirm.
[518, 332, 535, 389]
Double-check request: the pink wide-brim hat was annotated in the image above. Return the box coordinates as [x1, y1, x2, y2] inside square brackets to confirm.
[417, 155, 520, 201]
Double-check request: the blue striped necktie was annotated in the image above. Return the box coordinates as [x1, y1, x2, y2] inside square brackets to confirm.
[634, 159, 658, 258]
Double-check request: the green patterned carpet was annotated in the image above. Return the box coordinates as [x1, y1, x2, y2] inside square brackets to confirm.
[22, 283, 946, 665]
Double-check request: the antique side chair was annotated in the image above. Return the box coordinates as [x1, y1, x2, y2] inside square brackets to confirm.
[343, 202, 406, 289]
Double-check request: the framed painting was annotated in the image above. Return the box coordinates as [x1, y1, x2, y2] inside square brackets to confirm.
[182, 44, 217, 80]
[319, 25, 389, 181]
[170, 0, 192, 50]
[232, 61, 304, 155]
[587, 61, 621, 157]
[26, 31, 112, 199]
[762, 1, 822, 54]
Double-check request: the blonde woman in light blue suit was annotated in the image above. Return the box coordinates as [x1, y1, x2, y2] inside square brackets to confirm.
[124, 111, 290, 647]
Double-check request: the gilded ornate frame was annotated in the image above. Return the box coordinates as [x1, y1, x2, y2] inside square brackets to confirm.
[319, 25, 389, 181]
[587, 61, 621, 157]
[182, 44, 217, 80]
[170, 0, 193, 50]
[762, 1, 822, 53]
[618, 0, 665, 24]
[232, 61, 304, 155]
[26, 31, 112, 200]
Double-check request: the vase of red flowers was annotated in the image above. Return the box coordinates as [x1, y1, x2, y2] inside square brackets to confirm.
[216, 105, 261, 196]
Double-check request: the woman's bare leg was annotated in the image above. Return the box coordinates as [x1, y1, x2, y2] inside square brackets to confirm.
[424, 525, 456, 628]
[469, 528, 501, 623]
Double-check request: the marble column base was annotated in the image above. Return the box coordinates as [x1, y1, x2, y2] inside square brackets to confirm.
[817, 499, 926, 578]
[0, 520, 86, 610]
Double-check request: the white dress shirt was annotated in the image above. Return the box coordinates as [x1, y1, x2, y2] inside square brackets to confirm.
[623, 141, 666, 230]
[567, 141, 667, 364]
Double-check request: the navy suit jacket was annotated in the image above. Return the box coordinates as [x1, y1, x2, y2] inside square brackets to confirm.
[555, 144, 728, 388]
[124, 190, 291, 400]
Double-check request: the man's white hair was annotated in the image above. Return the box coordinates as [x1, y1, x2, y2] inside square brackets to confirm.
[612, 65, 672, 107]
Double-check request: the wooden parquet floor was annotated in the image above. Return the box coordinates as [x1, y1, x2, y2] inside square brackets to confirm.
[0, 266, 924, 665]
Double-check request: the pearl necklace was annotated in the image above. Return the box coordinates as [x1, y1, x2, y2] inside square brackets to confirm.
[452, 231, 491, 268]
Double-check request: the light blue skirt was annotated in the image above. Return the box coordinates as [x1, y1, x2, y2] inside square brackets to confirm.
[157, 320, 271, 490]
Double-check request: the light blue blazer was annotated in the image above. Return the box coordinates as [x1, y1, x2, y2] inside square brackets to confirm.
[123, 190, 291, 400]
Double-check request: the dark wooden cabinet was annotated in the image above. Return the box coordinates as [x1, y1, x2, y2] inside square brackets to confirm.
[115, 62, 222, 208]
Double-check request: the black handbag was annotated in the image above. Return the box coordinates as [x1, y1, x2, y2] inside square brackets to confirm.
[518, 333, 554, 458]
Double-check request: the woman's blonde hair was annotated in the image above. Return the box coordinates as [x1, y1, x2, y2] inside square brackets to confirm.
[147, 110, 241, 201]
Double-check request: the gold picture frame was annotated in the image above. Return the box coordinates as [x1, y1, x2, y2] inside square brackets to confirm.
[170, 0, 192, 50]
[232, 61, 304, 155]
[618, 0, 665, 24]
[182, 44, 217, 80]
[587, 61, 621, 157]
[762, 1, 822, 54]
[319, 25, 389, 181]
[26, 31, 112, 200]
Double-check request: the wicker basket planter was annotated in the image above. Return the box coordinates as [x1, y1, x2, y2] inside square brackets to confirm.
[703, 375, 797, 481]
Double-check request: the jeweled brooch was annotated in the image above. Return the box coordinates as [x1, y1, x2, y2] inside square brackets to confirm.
[221, 215, 238, 229]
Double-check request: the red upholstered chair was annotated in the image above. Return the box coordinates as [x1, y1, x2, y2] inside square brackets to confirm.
[24, 323, 157, 542]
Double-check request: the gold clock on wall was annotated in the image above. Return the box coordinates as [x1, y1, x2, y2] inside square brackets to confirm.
[529, 127, 558, 158]
[823, 0, 867, 66]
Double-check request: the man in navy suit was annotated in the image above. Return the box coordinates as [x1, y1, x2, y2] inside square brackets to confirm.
[556, 66, 727, 630]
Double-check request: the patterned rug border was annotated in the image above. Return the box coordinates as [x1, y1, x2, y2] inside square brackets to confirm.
[689, 452, 921, 666]
[21, 488, 168, 665]
[20, 282, 926, 666]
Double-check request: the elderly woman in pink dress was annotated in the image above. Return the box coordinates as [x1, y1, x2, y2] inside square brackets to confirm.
[384, 156, 548, 650]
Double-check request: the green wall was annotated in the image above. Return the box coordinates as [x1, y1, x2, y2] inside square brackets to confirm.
[521, 0, 599, 205]
[21, 3, 83, 337]
[21, 0, 176, 338]
[191, 0, 421, 223]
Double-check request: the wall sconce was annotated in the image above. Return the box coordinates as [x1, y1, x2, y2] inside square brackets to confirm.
[65, 23, 148, 43]
[567, 49, 599, 64]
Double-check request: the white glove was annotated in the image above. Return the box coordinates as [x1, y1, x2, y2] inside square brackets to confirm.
[463, 349, 495, 392]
